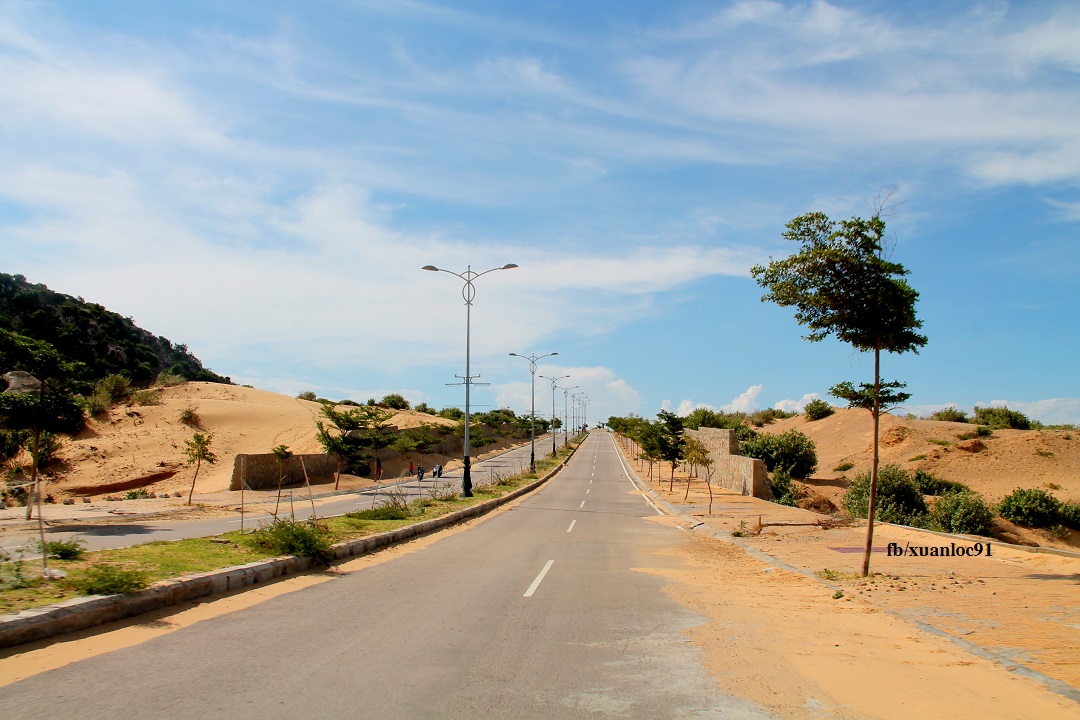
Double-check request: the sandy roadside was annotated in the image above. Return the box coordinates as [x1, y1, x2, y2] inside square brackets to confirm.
[613, 433, 1080, 720]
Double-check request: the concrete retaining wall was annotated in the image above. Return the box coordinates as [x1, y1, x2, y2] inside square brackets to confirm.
[230, 454, 338, 491]
[682, 427, 769, 499]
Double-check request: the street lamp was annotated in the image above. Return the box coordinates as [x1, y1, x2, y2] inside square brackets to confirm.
[508, 352, 558, 472]
[423, 263, 518, 496]
[539, 374, 570, 456]
[572, 392, 586, 436]
[562, 385, 578, 446]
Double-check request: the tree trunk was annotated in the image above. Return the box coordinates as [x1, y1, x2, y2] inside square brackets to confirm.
[669, 462, 675, 492]
[861, 342, 882, 577]
[187, 457, 201, 506]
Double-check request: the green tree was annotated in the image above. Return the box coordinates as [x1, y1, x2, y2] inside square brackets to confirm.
[752, 210, 926, 576]
[270, 444, 292, 516]
[184, 432, 217, 506]
[656, 410, 686, 491]
[315, 403, 394, 485]
[381, 393, 410, 410]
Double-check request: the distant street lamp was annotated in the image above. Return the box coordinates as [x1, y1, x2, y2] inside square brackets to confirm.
[539, 374, 570, 456]
[423, 263, 518, 496]
[562, 385, 578, 446]
[509, 352, 558, 471]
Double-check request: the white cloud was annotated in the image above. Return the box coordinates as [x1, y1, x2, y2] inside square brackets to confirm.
[661, 399, 715, 417]
[722, 385, 763, 413]
[774, 392, 820, 413]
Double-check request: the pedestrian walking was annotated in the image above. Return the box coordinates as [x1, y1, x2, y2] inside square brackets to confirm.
[408, 461, 414, 476]
[375, 457, 383, 481]
[433, 464, 442, 479]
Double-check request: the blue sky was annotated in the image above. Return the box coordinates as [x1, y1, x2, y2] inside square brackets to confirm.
[2, 0, 1078, 425]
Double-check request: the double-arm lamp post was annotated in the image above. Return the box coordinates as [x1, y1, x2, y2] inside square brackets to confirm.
[539, 373, 570, 456]
[562, 385, 578, 443]
[422, 263, 518, 497]
[508, 352, 558, 472]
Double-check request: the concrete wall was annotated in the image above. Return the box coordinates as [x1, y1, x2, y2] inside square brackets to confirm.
[682, 427, 769, 500]
[230, 454, 338, 491]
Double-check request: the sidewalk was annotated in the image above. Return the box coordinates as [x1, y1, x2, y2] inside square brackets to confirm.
[615, 439, 1080, 700]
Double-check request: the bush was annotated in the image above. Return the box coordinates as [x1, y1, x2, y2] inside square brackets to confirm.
[381, 393, 410, 410]
[930, 491, 995, 536]
[842, 464, 927, 524]
[296, 391, 317, 401]
[154, 371, 187, 387]
[40, 537, 86, 560]
[975, 425, 993, 437]
[929, 407, 969, 423]
[125, 489, 151, 499]
[94, 374, 131, 404]
[76, 564, 148, 595]
[414, 402, 437, 415]
[438, 407, 465, 421]
[1060, 501, 1080, 530]
[747, 408, 794, 427]
[913, 470, 969, 496]
[178, 405, 200, 427]
[131, 389, 162, 406]
[972, 406, 1031, 430]
[803, 399, 834, 421]
[248, 519, 334, 565]
[998, 488, 1061, 528]
[740, 429, 818, 478]
[768, 467, 804, 507]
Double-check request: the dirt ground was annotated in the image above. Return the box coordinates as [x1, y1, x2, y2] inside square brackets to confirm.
[616, 435, 1080, 719]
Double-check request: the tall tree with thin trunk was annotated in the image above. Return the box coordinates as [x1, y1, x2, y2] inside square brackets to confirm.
[184, 432, 217, 506]
[752, 211, 926, 576]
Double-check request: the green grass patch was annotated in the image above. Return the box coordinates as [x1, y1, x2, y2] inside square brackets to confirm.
[928, 439, 951, 446]
[833, 462, 855, 472]
[908, 454, 928, 462]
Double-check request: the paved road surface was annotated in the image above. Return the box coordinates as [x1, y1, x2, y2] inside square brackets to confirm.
[0, 432, 770, 719]
[1, 432, 573, 555]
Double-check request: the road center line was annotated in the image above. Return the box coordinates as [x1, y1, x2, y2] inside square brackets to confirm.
[566, 520, 576, 533]
[586, 488, 590, 494]
[524, 560, 554, 597]
[579, 500, 585, 508]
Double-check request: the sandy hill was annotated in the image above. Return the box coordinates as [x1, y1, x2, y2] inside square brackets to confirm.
[48, 383, 457, 498]
[757, 408, 1080, 506]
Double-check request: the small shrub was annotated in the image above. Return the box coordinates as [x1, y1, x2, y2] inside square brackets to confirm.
[972, 405, 1031, 430]
[40, 537, 86, 560]
[1035, 449, 1054, 457]
[154, 371, 187, 387]
[998, 488, 1061, 528]
[842, 464, 927, 524]
[975, 425, 993, 437]
[125, 489, 151, 500]
[913, 470, 968, 496]
[928, 439, 951, 446]
[338, 399, 361, 406]
[1059, 501, 1080, 530]
[832, 590, 844, 600]
[930, 491, 994, 536]
[247, 519, 334, 565]
[76, 564, 148, 595]
[94, 374, 131, 404]
[768, 467, 804, 507]
[296, 391, 317, 401]
[34, 431, 63, 469]
[803, 399, 834, 421]
[748, 408, 794, 427]
[178, 405, 200, 426]
[929, 407, 969, 423]
[131, 389, 163, 406]
[908, 454, 928, 462]
[833, 461, 855, 472]
[1050, 524, 1069, 539]
[82, 393, 109, 417]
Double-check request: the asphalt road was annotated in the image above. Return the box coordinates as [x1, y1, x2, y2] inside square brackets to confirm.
[0, 431, 771, 719]
[1, 431, 573, 555]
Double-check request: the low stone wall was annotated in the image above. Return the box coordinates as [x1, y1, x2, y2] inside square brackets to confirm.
[683, 427, 769, 499]
[230, 454, 338, 491]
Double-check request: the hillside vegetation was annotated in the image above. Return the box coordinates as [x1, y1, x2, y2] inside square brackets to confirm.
[0, 272, 229, 391]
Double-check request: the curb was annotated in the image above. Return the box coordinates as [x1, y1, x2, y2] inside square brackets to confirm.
[0, 445, 578, 649]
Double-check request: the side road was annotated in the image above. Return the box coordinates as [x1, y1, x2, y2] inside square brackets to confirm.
[0, 442, 578, 649]
[610, 432, 1080, 704]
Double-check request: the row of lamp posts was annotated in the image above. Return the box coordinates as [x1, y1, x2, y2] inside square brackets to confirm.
[422, 263, 589, 496]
